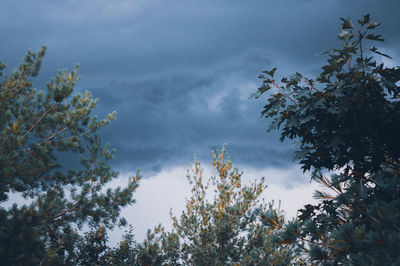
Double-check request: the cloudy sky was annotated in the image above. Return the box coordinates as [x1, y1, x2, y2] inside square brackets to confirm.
[2, 0, 400, 242]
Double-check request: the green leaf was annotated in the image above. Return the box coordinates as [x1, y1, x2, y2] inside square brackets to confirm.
[366, 20, 380, 30]
[370, 46, 392, 59]
[358, 14, 370, 26]
[340, 17, 355, 30]
[262, 67, 277, 77]
[365, 34, 385, 42]
[338, 29, 354, 41]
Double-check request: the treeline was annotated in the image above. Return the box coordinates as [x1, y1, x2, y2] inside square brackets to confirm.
[0, 15, 399, 265]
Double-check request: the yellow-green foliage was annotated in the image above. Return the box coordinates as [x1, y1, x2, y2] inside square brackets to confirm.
[135, 146, 295, 265]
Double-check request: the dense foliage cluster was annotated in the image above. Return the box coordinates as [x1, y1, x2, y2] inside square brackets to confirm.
[0, 48, 140, 264]
[256, 15, 400, 265]
[132, 147, 294, 265]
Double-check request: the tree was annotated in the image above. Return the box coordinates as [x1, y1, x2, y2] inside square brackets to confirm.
[255, 15, 400, 265]
[0, 47, 140, 264]
[131, 146, 295, 265]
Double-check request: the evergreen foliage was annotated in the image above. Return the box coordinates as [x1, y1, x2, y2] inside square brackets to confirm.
[256, 15, 400, 265]
[129, 146, 295, 265]
[0, 47, 140, 264]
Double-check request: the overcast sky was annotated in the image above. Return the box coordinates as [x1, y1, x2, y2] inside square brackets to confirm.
[2, 0, 400, 242]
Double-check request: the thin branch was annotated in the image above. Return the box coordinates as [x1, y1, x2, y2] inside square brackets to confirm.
[23, 103, 57, 138]
[10, 52, 42, 91]
[10, 70, 30, 91]
[304, 79, 328, 97]
[45, 126, 68, 143]
[10, 128, 94, 159]
[271, 80, 298, 106]
[347, 55, 353, 71]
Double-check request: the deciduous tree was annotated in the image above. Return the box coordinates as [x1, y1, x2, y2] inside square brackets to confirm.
[256, 15, 400, 265]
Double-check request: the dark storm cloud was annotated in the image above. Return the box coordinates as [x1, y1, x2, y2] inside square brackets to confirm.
[1, 0, 399, 177]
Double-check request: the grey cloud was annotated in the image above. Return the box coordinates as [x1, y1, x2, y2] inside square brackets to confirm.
[1, 0, 400, 180]
[96, 68, 296, 176]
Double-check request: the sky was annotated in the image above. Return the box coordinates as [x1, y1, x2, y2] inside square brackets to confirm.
[2, 0, 400, 243]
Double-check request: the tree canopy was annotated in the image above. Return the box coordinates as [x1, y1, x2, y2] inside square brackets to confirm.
[256, 14, 400, 265]
[0, 47, 140, 264]
[131, 146, 295, 265]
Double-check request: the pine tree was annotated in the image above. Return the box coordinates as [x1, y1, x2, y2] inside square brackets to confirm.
[131, 146, 295, 265]
[0, 47, 140, 264]
[256, 15, 400, 265]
